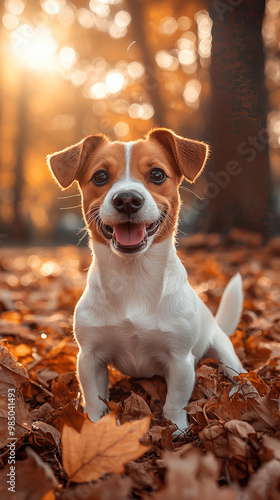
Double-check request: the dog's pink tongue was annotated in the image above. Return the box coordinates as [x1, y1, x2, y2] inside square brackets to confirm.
[114, 223, 146, 246]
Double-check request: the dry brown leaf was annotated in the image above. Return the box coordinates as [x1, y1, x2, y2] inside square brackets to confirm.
[148, 425, 174, 451]
[51, 402, 86, 433]
[62, 413, 151, 482]
[0, 447, 58, 500]
[224, 420, 256, 458]
[125, 461, 156, 492]
[152, 449, 236, 500]
[59, 475, 131, 500]
[206, 386, 247, 422]
[199, 425, 228, 459]
[261, 435, 280, 460]
[241, 396, 278, 431]
[237, 371, 269, 396]
[0, 347, 32, 447]
[32, 421, 61, 447]
[244, 459, 280, 500]
[0, 344, 29, 385]
[121, 392, 151, 423]
[185, 398, 209, 430]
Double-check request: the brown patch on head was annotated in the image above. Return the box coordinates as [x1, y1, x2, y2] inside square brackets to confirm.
[48, 136, 127, 245]
[47, 134, 108, 189]
[128, 139, 182, 242]
[147, 127, 209, 183]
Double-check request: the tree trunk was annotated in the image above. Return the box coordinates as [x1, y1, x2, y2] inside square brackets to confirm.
[196, 0, 274, 239]
[12, 69, 29, 242]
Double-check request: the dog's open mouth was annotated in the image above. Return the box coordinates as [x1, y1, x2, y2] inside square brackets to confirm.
[99, 214, 166, 254]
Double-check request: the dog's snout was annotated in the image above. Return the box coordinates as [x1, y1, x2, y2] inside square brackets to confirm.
[112, 191, 144, 215]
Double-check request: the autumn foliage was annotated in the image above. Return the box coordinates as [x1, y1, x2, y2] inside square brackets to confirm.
[0, 231, 280, 499]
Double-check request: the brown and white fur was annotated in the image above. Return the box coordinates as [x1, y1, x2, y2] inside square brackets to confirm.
[48, 128, 245, 433]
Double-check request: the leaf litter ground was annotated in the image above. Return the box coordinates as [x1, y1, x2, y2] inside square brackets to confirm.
[0, 230, 280, 500]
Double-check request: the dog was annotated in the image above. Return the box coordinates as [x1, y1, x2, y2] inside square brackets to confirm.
[47, 127, 245, 433]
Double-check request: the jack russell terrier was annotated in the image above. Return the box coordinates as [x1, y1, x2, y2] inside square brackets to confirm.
[48, 128, 245, 433]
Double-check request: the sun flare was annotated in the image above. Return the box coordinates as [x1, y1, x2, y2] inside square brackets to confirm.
[11, 24, 58, 70]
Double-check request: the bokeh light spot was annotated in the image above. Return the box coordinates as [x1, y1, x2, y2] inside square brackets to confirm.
[114, 121, 129, 137]
[90, 82, 108, 99]
[58, 5, 75, 26]
[159, 16, 178, 35]
[2, 13, 19, 30]
[183, 79, 201, 107]
[41, 0, 64, 15]
[114, 10, 131, 28]
[77, 8, 96, 28]
[155, 50, 178, 70]
[89, 0, 110, 18]
[127, 61, 145, 79]
[59, 46, 77, 69]
[6, 0, 25, 15]
[106, 71, 125, 94]
[178, 49, 196, 66]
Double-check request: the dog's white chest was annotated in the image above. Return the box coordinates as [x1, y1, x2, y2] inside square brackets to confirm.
[74, 240, 201, 378]
[104, 320, 171, 378]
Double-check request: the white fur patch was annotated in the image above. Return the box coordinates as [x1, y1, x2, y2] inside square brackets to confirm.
[124, 141, 135, 179]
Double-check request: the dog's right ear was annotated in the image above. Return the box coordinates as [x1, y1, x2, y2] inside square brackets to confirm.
[47, 134, 108, 189]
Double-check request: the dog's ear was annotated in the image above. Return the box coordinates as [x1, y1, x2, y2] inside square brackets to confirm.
[47, 134, 108, 189]
[147, 128, 209, 183]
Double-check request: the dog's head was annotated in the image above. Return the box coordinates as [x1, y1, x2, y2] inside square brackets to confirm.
[47, 128, 208, 256]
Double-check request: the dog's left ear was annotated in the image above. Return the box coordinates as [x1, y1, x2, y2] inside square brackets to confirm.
[47, 134, 108, 189]
[147, 128, 209, 183]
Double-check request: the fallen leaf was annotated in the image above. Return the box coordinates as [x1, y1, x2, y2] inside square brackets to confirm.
[59, 475, 131, 500]
[261, 435, 280, 461]
[62, 413, 151, 482]
[199, 425, 228, 459]
[32, 421, 61, 447]
[121, 392, 151, 423]
[0, 447, 58, 500]
[125, 461, 156, 492]
[224, 420, 256, 458]
[151, 449, 236, 500]
[241, 396, 278, 431]
[148, 425, 174, 451]
[0, 344, 29, 385]
[0, 347, 32, 447]
[244, 459, 280, 500]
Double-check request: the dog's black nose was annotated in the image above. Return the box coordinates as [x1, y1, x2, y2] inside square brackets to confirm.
[112, 191, 144, 215]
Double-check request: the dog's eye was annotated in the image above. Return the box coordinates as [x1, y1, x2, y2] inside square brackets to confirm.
[91, 170, 109, 186]
[149, 168, 166, 184]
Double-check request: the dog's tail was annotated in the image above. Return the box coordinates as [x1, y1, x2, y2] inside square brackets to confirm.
[215, 273, 243, 336]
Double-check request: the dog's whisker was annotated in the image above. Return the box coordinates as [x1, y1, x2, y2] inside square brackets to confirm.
[179, 185, 204, 201]
[84, 206, 100, 217]
[77, 226, 87, 235]
[58, 193, 81, 199]
[77, 231, 89, 246]
[60, 204, 82, 210]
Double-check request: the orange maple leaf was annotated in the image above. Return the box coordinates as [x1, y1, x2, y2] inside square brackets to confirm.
[62, 413, 151, 482]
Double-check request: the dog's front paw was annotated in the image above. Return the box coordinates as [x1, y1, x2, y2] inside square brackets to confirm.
[163, 407, 188, 436]
[84, 401, 108, 423]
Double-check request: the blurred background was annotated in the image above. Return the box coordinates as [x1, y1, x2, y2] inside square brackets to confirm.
[0, 0, 279, 246]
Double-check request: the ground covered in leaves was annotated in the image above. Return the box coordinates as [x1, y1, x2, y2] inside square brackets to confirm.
[0, 230, 280, 500]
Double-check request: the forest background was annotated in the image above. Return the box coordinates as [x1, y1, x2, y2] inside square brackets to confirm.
[0, 0, 280, 245]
